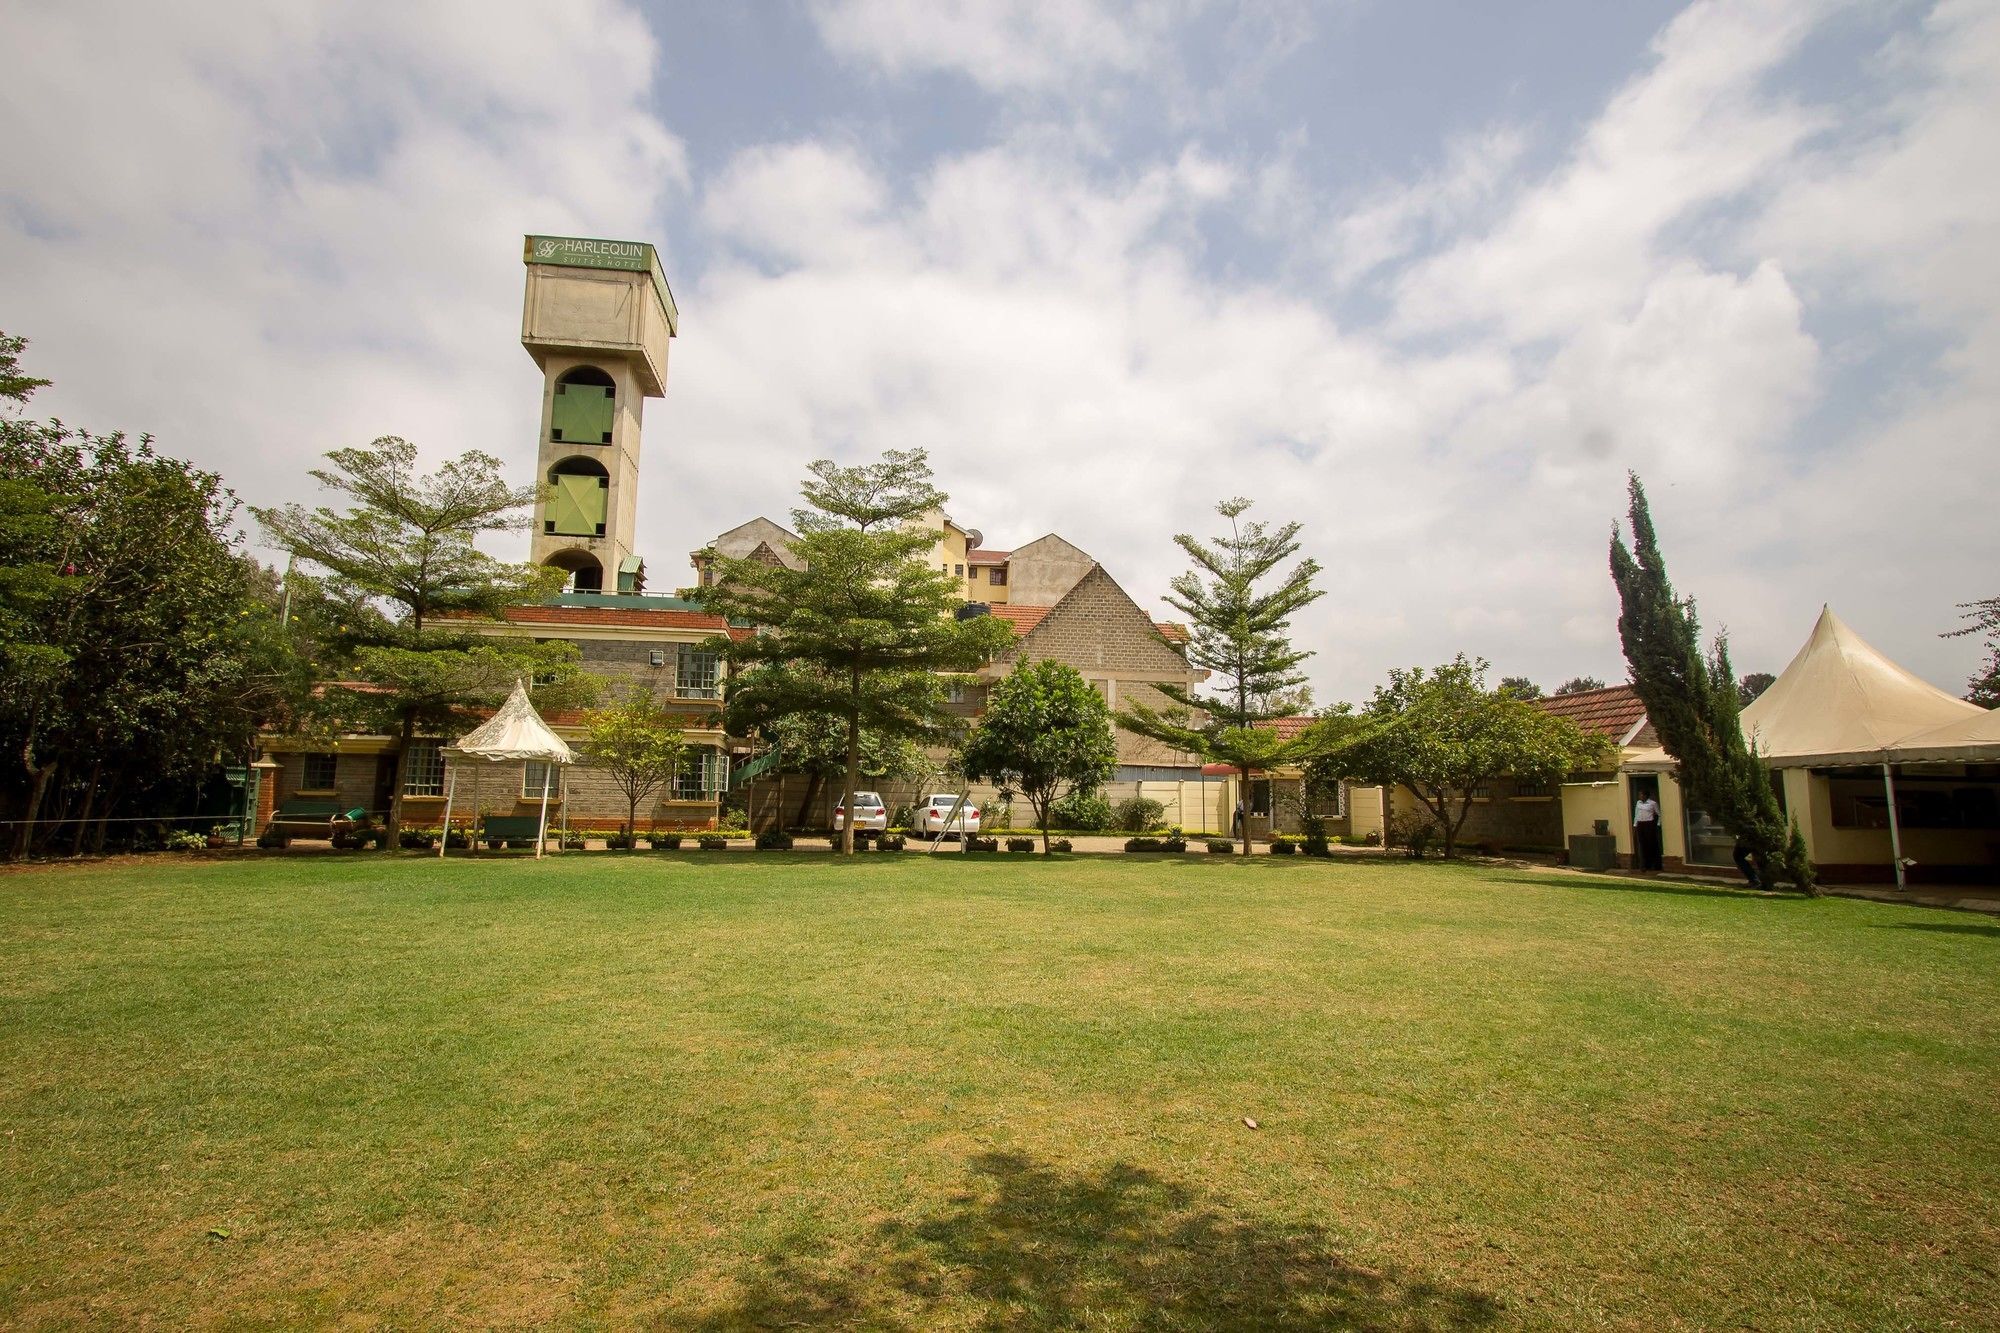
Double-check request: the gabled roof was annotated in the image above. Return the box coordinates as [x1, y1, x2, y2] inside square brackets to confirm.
[967, 548, 1011, 565]
[491, 604, 749, 639]
[1535, 684, 1648, 743]
[988, 604, 1051, 635]
[706, 516, 804, 569]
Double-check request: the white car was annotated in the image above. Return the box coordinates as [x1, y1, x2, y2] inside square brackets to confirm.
[915, 793, 982, 840]
[832, 791, 889, 834]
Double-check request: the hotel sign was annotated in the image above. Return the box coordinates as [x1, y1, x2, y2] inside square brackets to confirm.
[524, 234, 678, 333]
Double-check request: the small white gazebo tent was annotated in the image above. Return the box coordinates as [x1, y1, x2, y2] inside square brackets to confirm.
[437, 678, 576, 859]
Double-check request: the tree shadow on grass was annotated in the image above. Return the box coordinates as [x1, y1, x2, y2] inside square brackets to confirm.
[1878, 920, 2000, 937]
[1486, 871, 1765, 903]
[694, 1152, 1501, 1330]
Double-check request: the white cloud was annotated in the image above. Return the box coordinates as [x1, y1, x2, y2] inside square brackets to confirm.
[0, 0, 685, 517]
[808, 0, 1195, 93]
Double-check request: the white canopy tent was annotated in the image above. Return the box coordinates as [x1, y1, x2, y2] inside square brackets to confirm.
[437, 679, 576, 859]
[1620, 607, 1998, 886]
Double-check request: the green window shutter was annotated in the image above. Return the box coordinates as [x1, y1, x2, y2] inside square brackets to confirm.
[551, 383, 614, 443]
[550, 474, 606, 536]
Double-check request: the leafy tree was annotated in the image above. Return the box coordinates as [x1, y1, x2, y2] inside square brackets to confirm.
[694, 450, 1014, 853]
[1554, 676, 1609, 695]
[738, 702, 928, 829]
[1610, 475, 1814, 891]
[1737, 671, 1777, 707]
[1305, 656, 1608, 859]
[1117, 497, 1325, 853]
[1497, 676, 1544, 700]
[1943, 596, 2000, 707]
[960, 659, 1119, 853]
[582, 694, 689, 839]
[254, 437, 588, 844]
[1, 334, 304, 858]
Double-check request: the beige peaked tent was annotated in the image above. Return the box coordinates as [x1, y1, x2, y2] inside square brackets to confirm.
[1621, 607, 1998, 885]
[1738, 607, 1991, 766]
[438, 679, 576, 860]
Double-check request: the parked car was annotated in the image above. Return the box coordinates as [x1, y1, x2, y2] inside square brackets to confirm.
[915, 793, 981, 840]
[832, 791, 889, 834]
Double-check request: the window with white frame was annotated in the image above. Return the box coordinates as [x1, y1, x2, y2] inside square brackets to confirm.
[675, 643, 720, 699]
[522, 760, 558, 799]
[301, 752, 337, 790]
[672, 749, 727, 800]
[403, 741, 444, 797]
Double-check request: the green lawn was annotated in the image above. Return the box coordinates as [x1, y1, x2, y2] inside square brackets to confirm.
[2, 854, 1996, 1329]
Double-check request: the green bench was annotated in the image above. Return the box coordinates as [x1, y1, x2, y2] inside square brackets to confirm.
[480, 815, 546, 850]
[262, 799, 364, 847]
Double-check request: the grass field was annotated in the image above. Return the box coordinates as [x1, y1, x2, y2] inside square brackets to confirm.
[2, 853, 1996, 1329]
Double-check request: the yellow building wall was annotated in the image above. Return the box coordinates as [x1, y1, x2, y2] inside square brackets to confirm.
[1788, 768, 1996, 870]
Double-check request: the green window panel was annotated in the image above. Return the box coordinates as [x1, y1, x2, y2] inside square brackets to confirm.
[551, 383, 614, 444]
[549, 473, 607, 536]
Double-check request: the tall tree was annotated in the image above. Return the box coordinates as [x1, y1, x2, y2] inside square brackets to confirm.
[694, 450, 1013, 853]
[1943, 596, 2000, 707]
[1737, 671, 1777, 707]
[582, 694, 688, 840]
[1, 334, 303, 858]
[1610, 475, 1814, 891]
[739, 703, 928, 830]
[1498, 676, 1544, 701]
[1306, 657, 1608, 859]
[1554, 676, 1609, 695]
[960, 659, 1119, 854]
[254, 437, 589, 845]
[1117, 497, 1325, 853]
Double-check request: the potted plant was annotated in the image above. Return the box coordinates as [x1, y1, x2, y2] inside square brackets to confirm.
[560, 831, 586, 850]
[647, 831, 682, 850]
[205, 825, 229, 850]
[699, 834, 728, 851]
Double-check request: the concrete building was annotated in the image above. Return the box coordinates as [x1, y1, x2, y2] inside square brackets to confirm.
[521, 234, 677, 595]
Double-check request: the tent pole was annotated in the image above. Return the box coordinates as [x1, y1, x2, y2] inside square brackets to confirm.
[536, 764, 553, 861]
[1882, 762, 1906, 889]
[437, 767, 455, 861]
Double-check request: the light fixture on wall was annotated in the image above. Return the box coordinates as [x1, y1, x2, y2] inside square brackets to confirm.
[649, 649, 666, 668]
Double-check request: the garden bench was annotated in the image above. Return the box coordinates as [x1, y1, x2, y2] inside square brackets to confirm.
[267, 798, 348, 836]
[480, 814, 546, 849]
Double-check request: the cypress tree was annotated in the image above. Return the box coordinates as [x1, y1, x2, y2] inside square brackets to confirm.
[1609, 475, 1814, 892]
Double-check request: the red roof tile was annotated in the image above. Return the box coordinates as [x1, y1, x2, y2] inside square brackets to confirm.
[1154, 621, 1190, 644]
[967, 549, 1011, 564]
[989, 604, 1051, 634]
[1534, 684, 1647, 740]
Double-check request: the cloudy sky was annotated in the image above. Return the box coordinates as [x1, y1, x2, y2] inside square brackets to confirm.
[2, 0, 1994, 703]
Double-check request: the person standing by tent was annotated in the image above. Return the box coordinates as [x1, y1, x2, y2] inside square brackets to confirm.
[1632, 792, 1663, 871]
[1731, 833, 1764, 889]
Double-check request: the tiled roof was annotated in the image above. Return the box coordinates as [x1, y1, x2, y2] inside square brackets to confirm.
[967, 548, 1011, 564]
[989, 604, 1051, 634]
[1155, 621, 1190, 644]
[492, 604, 743, 636]
[1265, 715, 1315, 740]
[1534, 684, 1647, 740]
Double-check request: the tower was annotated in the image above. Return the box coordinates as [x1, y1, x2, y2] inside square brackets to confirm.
[521, 234, 678, 594]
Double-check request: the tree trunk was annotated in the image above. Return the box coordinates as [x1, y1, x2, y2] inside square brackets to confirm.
[840, 708, 860, 856]
[70, 762, 101, 857]
[386, 710, 416, 848]
[1037, 789, 1051, 855]
[13, 757, 57, 861]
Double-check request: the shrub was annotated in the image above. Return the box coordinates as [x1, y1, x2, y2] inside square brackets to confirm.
[1206, 839, 1235, 854]
[1113, 796, 1167, 833]
[965, 836, 999, 853]
[699, 835, 728, 851]
[877, 833, 905, 851]
[1048, 790, 1114, 832]
[757, 829, 795, 851]
[400, 829, 437, 850]
[1387, 810, 1441, 859]
[648, 833, 682, 850]
[1006, 837, 1036, 853]
[1301, 834, 1332, 857]
[560, 832, 586, 850]
[604, 832, 635, 850]
[1339, 833, 1379, 847]
[1124, 836, 1163, 852]
[1270, 836, 1298, 855]
[1049, 838, 1073, 854]
[1162, 834, 1188, 853]
[889, 803, 915, 828]
[166, 829, 206, 852]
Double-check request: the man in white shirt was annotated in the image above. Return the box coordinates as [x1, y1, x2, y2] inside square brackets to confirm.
[1632, 793, 1663, 871]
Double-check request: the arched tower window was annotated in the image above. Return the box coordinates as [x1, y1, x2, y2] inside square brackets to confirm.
[545, 548, 604, 594]
[545, 456, 610, 538]
[551, 365, 615, 445]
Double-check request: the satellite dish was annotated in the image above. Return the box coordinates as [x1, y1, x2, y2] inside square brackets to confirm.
[964, 528, 983, 548]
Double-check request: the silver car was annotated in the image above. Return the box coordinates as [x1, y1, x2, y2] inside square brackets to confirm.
[915, 793, 982, 839]
[832, 791, 889, 833]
